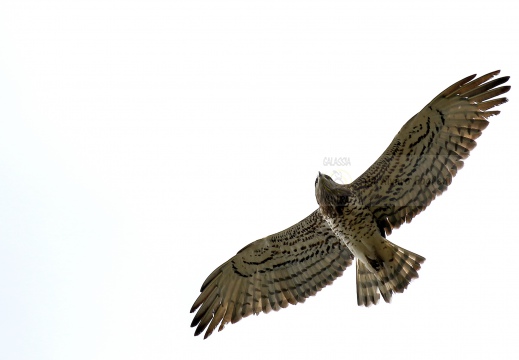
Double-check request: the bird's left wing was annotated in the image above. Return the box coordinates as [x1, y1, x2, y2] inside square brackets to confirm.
[351, 71, 510, 236]
[190, 209, 353, 339]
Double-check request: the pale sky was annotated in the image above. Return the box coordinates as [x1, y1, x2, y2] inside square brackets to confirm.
[1, 1, 518, 359]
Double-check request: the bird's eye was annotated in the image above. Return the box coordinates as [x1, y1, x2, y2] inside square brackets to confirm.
[314, 177, 318, 187]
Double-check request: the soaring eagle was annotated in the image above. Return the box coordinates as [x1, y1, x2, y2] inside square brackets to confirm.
[190, 71, 510, 339]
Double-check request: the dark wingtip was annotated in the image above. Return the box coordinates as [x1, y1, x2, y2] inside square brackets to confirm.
[494, 76, 510, 86]
[501, 85, 512, 95]
[194, 326, 204, 337]
[190, 317, 198, 328]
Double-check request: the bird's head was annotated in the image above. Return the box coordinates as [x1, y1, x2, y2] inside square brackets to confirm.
[315, 172, 352, 217]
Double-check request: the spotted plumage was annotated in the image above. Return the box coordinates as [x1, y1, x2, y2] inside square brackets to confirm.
[190, 71, 510, 339]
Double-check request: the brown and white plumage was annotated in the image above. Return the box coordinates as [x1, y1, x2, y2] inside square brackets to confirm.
[190, 71, 510, 339]
[351, 70, 510, 236]
[190, 210, 353, 339]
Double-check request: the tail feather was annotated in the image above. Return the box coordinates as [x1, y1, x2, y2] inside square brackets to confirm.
[356, 260, 393, 306]
[356, 240, 425, 306]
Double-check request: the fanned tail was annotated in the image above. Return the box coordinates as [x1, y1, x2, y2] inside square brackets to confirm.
[356, 240, 425, 306]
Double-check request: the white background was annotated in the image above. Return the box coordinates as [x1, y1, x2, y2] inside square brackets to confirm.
[1, 1, 518, 359]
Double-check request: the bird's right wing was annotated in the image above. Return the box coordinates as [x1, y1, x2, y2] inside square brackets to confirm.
[190, 209, 354, 339]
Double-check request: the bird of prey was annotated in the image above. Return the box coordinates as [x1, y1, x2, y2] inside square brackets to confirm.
[190, 71, 510, 339]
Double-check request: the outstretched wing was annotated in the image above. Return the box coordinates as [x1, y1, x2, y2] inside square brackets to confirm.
[190, 210, 353, 339]
[351, 71, 510, 236]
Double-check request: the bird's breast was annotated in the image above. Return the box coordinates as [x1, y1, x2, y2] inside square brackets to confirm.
[321, 203, 380, 259]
